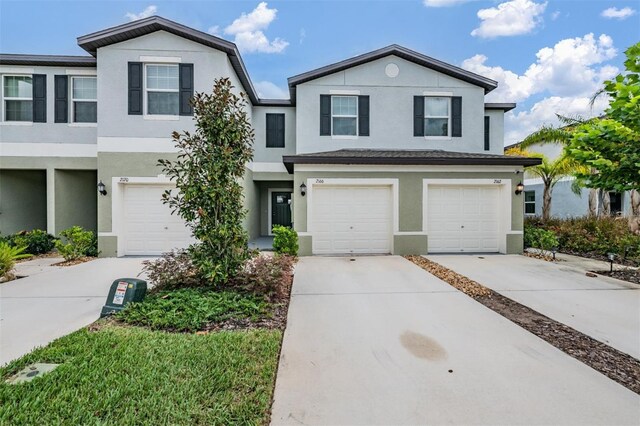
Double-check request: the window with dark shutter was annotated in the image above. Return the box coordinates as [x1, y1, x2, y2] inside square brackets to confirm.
[451, 96, 462, 137]
[32, 74, 46, 123]
[358, 95, 369, 136]
[179, 63, 194, 116]
[128, 62, 143, 115]
[413, 96, 424, 137]
[320, 95, 331, 136]
[484, 116, 490, 151]
[54, 75, 68, 123]
[266, 113, 285, 148]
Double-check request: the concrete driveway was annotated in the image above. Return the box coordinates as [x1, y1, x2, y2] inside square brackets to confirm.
[0, 257, 149, 366]
[270, 256, 639, 425]
[429, 254, 640, 359]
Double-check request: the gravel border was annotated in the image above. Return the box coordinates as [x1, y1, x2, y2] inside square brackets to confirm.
[406, 255, 640, 395]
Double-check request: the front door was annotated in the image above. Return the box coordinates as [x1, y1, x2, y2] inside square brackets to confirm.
[271, 192, 292, 230]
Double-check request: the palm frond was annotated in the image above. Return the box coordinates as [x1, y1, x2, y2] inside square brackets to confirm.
[520, 125, 570, 149]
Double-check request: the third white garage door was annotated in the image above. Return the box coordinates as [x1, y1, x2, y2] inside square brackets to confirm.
[122, 184, 195, 255]
[427, 185, 500, 253]
[311, 185, 392, 255]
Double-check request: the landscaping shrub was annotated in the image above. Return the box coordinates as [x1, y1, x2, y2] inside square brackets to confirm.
[272, 225, 298, 256]
[118, 288, 267, 332]
[0, 242, 31, 280]
[525, 216, 640, 264]
[233, 254, 294, 303]
[524, 225, 559, 251]
[10, 229, 56, 255]
[141, 250, 203, 291]
[55, 226, 98, 261]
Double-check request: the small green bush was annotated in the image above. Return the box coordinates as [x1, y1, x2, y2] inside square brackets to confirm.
[0, 242, 31, 280]
[55, 226, 98, 261]
[118, 288, 267, 332]
[524, 225, 559, 251]
[141, 250, 203, 291]
[10, 229, 56, 255]
[272, 225, 298, 256]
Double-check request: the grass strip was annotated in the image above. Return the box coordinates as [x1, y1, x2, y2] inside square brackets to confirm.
[0, 325, 281, 425]
[406, 255, 640, 395]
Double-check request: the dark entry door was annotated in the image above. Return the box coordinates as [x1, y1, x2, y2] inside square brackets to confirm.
[272, 192, 292, 229]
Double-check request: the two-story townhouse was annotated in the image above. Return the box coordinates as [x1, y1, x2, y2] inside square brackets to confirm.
[0, 16, 539, 257]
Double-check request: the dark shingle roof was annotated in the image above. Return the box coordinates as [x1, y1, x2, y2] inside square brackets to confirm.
[282, 149, 541, 173]
[485, 103, 516, 112]
[0, 54, 96, 67]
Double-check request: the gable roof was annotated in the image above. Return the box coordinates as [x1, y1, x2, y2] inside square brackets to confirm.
[76, 15, 275, 105]
[282, 149, 541, 173]
[287, 44, 498, 102]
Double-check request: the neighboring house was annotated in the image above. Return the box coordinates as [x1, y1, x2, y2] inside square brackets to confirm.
[504, 141, 632, 218]
[0, 16, 538, 257]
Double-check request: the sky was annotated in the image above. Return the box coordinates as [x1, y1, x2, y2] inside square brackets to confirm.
[1, 0, 639, 145]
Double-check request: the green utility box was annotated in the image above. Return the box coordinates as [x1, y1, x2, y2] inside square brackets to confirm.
[100, 278, 147, 317]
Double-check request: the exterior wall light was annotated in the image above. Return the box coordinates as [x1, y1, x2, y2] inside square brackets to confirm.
[98, 180, 107, 196]
[515, 182, 524, 195]
[300, 183, 307, 197]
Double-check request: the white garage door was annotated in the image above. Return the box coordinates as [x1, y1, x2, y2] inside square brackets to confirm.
[311, 185, 392, 255]
[427, 185, 500, 253]
[122, 184, 195, 255]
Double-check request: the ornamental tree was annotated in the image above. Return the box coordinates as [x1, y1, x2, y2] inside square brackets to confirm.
[159, 78, 254, 286]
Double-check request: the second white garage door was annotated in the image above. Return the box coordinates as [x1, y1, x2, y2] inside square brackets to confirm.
[311, 186, 392, 255]
[427, 185, 500, 253]
[122, 184, 195, 255]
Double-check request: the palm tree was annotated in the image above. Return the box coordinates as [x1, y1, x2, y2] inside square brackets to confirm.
[506, 147, 587, 221]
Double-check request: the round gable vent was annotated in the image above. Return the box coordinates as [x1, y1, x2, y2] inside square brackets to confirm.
[385, 63, 400, 78]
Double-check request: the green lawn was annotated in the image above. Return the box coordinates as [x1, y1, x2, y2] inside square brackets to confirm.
[0, 325, 281, 425]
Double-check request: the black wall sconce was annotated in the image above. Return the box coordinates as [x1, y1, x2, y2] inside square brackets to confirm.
[98, 180, 107, 196]
[300, 183, 307, 197]
[515, 182, 524, 195]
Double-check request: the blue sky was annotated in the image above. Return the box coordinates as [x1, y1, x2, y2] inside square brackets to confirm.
[1, 0, 639, 144]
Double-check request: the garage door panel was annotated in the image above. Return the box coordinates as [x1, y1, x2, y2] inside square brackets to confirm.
[311, 185, 392, 255]
[427, 185, 501, 253]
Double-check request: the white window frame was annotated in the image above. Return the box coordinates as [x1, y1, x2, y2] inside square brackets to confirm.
[524, 190, 536, 215]
[143, 63, 180, 119]
[424, 96, 451, 140]
[2, 74, 33, 123]
[70, 76, 97, 125]
[331, 95, 358, 138]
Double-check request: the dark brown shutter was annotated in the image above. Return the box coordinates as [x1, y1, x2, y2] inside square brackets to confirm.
[266, 113, 285, 148]
[358, 95, 369, 136]
[179, 63, 194, 116]
[320, 95, 331, 136]
[413, 96, 424, 137]
[484, 116, 490, 151]
[32, 74, 46, 123]
[452, 96, 462, 137]
[128, 62, 143, 115]
[54, 75, 68, 123]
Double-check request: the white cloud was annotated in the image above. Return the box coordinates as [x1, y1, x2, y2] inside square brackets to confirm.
[208, 25, 220, 36]
[550, 10, 560, 20]
[504, 96, 609, 145]
[462, 54, 534, 102]
[125, 5, 157, 21]
[601, 7, 636, 20]
[224, 2, 288, 53]
[423, 0, 469, 7]
[254, 81, 289, 99]
[471, 0, 547, 38]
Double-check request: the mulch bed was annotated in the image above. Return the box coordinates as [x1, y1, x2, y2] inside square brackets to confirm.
[560, 249, 639, 268]
[405, 255, 640, 395]
[593, 269, 640, 285]
[52, 256, 96, 267]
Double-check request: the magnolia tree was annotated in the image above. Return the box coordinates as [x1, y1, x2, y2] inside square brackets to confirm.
[159, 78, 254, 286]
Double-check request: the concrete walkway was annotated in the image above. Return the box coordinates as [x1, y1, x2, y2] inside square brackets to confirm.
[0, 257, 149, 366]
[270, 256, 639, 425]
[429, 254, 640, 359]
[13, 256, 65, 278]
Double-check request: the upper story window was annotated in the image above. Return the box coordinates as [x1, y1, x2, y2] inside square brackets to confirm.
[424, 97, 450, 137]
[3, 75, 32, 122]
[331, 96, 358, 136]
[524, 191, 536, 215]
[146, 64, 179, 115]
[71, 76, 97, 123]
